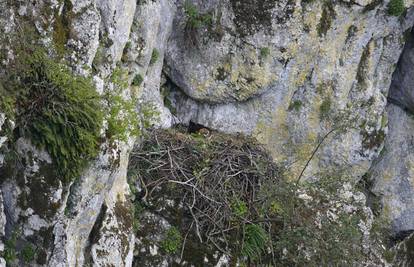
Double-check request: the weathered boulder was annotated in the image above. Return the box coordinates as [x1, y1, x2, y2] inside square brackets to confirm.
[166, 0, 414, 182]
[369, 27, 414, 237]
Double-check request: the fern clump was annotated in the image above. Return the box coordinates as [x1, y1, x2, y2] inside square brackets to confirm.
[4, 49, 103, 182]
[242, 224, 267, 260]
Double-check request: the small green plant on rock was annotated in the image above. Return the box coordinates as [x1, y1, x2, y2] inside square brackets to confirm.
[132, 74, 144, 87]
[184, 1, 213, 45]
[105, 67, 139, 142]
[150, 49, 160, 65]
[104, 67, 158, 143]
[3, 230, 18, 264]
[288, 100, 303, 111]
[161, 227, 182, 254]
[388, 0, 405, 16]
[242, 224, 267, 261]
[21, 244, 36, 263]
[320, 98, 332, 120]
[184, 1, 212, 29]
[260, 47, 271, 58]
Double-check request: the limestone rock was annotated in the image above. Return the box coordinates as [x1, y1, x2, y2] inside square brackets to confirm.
[166, 0, 414, 181]
[389, 29, 414, 113]
[371, 104, 414, 234]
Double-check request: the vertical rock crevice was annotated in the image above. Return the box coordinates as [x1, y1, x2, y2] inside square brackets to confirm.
[370, 26, 414, 237]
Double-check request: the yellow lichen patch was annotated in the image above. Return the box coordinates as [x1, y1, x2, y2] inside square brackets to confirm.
[287, 40, 319, 88]
[381, 168, 395, 183]
[287, 140, 317, 181]
[253, 106, 289, 164]
[302, 4, 322, 39]
[192, 51, 277, 101]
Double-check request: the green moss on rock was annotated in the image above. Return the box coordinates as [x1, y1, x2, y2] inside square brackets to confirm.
[317, 1, 336, 37]
[388, 0, 405, 16]
[52, 0, 74, 57]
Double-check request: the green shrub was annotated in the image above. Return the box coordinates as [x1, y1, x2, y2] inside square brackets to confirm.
[184, 1, 213, 45]
[4, 49, 103, 182]
[105, 67, 139, 142]
[388, 0, 405, 16]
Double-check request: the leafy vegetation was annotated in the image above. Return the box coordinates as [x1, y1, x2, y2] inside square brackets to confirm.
[161, 227, 182, 254]
[320, 98, 332, 120]
[288, 100, 303, 111]
[184, 1, 213, 45]
[150, 49, 160, 65]
[388, 0, 405, 16]
[184, 1, 213, 29]
[3, 231, 18, 264]
[241, 224, 267, 260]
[260, 47, 271, 59]
[132, 74, 144, 87]
[104, 67, 157, 143]
[21, 244, 36, 263]
[2, 48, 103, 182]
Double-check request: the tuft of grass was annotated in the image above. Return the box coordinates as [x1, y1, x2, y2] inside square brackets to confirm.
[242, 224, 267, 260]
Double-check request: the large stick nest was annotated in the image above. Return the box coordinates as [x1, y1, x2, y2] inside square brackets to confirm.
[128, 127, 286, 254]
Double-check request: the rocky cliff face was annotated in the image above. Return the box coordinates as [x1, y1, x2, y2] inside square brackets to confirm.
[0, 0, 414, 266]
